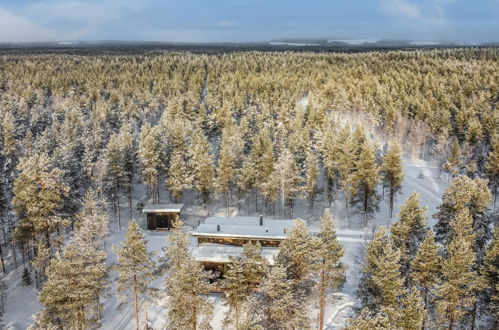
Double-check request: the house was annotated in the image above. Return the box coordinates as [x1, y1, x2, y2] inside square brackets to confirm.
[142, 203, 183, 230]
[191, 215, 297, 280]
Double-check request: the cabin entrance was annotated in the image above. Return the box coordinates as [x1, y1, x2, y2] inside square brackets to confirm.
[156, 215, 170, 229]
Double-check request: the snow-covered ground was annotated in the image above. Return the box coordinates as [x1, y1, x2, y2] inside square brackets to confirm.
[2, 156, 447, 329]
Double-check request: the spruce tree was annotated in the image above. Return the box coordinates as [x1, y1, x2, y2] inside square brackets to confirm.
[391, 192, 427, 276]
[316, 209, 345, 329]
[351, 139, 380, 225]
[345, 308, 391, 330]
[222, 242, 268, 329]
[337, 128, 357, 221]
[105, 133, 128, 229]
[119, 122, 136, 215]
[113, 221, 155, 330]
[380, 141, 404, 219]
[215, 132, 236, 213]
[445, 138, 461, 176]
[164, 219, 212, 329]
[436, 209, 479, 329]
[73, 189, 109, 249]
[138, 124, 162, 203]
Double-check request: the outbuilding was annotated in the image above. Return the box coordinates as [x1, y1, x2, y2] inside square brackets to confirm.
[142, 203, 183, 230]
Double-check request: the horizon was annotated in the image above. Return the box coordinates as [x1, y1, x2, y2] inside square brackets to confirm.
[0, 0, 498, 44]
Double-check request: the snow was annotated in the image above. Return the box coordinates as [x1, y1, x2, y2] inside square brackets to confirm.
[192, 216, 297, 240]
[142, 203, 184, 213]
[2, 156, 449, 329]
[327, 39, 380, 45]
[191, 243, 279, 264]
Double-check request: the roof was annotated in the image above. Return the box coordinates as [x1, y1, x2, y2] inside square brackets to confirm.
[192, 216, 297, 240]
[191, 243, 279, 265]
[142, 204, 184, 213]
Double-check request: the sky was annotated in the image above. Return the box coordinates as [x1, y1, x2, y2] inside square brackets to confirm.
[0, 0, 498, 43]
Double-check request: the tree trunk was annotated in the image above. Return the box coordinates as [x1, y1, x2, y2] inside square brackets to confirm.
[117, 198, 121, 231]
[133, 275, 140, 330]
[0, 244, 5, 273]
[318, 262, 326, 330]
[192, 305, 197, 330]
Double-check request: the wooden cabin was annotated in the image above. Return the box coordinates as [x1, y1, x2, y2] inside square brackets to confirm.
[142, 204, 183, 230]
[191, 215, 296, 283]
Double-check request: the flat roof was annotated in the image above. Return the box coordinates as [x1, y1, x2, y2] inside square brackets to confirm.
[191, 243, 279, 265]
[142, 204, 184, 213]
[192, 216, 297, 240]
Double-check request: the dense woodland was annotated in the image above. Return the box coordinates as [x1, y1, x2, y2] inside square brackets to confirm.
[0, 48, 497, 329]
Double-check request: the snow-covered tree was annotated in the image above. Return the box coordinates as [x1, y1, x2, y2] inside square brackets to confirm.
[482, 226, 499, 328]
[303, 148, 319, 209]
[410, 230, 442, 329]
[73, 189, 109, 249]
[345, 308, 391, 330]
[273, 149, 302, 217]
[113, 220, 155, 330]
[486, 134, 499, 208]
[391, 192, 427, 276]
[215, 131, 236, 213]
[138, 124, 162, 203]
[251, 265, 309, 330]
[222, 242, 268, 329]
[351, 139, 380, 225]
[189, 131, 214, 207]
[436, 208, 480, 329]
[316, 209, 345, 329]
[398, 287, 426, 330]
[12, 153, 69, 249]
[444, 138, 461, 176]
[380, 141, 404, 219]
[434, 176, 492, 255]
[164, 219, 212, 329]
[39, 243, 107, 328]
[167, 149, 191, 203]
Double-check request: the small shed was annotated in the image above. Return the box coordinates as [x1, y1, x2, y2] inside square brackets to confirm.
[142, 204, 183, 230]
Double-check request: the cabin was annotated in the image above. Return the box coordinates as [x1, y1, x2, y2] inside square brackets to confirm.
[142, 203, 183, 230]
[191, 215, 296, 282]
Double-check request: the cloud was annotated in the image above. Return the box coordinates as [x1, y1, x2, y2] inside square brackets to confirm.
[218, 20, 237, 28]
[381, 0, 422, 19]
[0, 7, 65, 42]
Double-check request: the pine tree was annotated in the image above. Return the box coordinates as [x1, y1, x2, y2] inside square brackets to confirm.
[113, 220, 155, 330]
[303, 148, 319, 209]
[273, 148, 302, 218]
[486, 134, 499, 208]
[39, 243, 107, 329]
[119, 122, 136, 215]
[391, 192, 427, 276]
[337, 128, 357, 222]
[222, 242, 268, 329]
[189, 131, 214, 207]
[437, 208, 479, 329]
[167, 149, 191, 203]
[345, 308, 391, 330]
[316, 209, 345, 329]
[73, 189, 109, 249]
[434, 176, 492, 253]
[138, 124, 162, 203]
[444, 138, 461, 176]
[381, 141, 404, 219]
[164, 219, 212, 329]
[351, 139, 380, 225]
[410, 230, 442, 329]
[12, 153, 69, 249]
[398, 287, 426, 330]
[482, 226, 499, 328]
[276, 218, 318, 282]
[251, 265, 309, 330]
[215, 131, 236, 213]
[105, 133, 128, 229]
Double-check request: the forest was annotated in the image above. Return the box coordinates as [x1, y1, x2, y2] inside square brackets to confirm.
[0, 48, 497, 329]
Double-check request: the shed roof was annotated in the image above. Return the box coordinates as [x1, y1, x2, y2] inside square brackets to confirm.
[191, 243, 279, 264]
[142, 204, 184, 213]
[192, 216, 297, 240]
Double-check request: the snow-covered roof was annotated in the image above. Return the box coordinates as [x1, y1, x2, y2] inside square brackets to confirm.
[191, 243, 279, 264]
[192, 216, 297, 240]
[142, 204, 184, 213]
